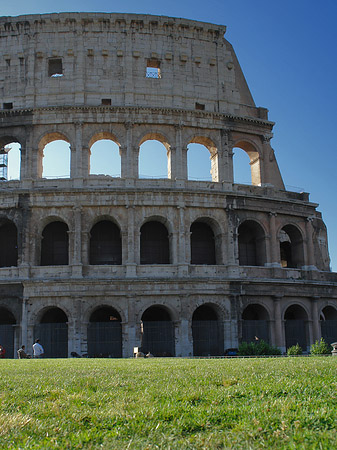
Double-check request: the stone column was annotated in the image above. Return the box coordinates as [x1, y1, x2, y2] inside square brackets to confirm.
[126, 206, 137, 277]
[21, 298, 28, 348]
[311, 296, 321, 343]
[71, 122, 83, 184]
[304, 217, 317, 270]
[71, 206, 83, 278]
[124, 122, 136, 182]
[273, 295, 284, 352]
[173, 125, 187, 182]
[268, 212, 280, 267]
[219, 129, 233, 187]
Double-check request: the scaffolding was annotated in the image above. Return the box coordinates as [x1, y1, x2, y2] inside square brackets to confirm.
[0, 147, 9, 181]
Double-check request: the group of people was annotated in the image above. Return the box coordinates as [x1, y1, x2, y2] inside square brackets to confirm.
[0, 339, 44, 359]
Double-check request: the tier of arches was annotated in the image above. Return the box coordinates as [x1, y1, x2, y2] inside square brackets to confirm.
[1, 302, 336, 358]
[0, 216, 310, 269]
[1, 129, 270, 186]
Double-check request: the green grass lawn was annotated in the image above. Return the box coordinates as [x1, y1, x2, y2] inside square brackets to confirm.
[0, 357, 336, 449]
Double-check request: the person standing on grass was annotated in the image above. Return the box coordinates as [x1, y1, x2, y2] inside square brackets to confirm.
[32, 339, 44, 358]
[0, 344, 5, 358]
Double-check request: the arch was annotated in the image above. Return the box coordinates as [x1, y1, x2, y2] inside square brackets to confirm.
[192, 303, 223, 356]
[279, 224, 304, 268]
[320, 305, 337, 345]
[238, 220, 266, 266]
[141, 305, 175, 356]
[139, 135, 169, 179]
[233, 140, 261, 186]
[284, 304, 308, 351]
[89, 220, 122, 265]
[34, 307, 68, 358]
[0, 307, 16, 359]
[187, 143, 213, 181]
[0, 220, 18, 267]
[241, 304, 270, 343]
[233, 147, 252, 185]
[89, 135, 121, 177]
[41, 221, 69, 266]
[1, 142, 21, 181]
[140, 221, 170, 264]
[87, 306, 122, 358]
[190, 221, 216, 265]
[38, 132, 71, 179]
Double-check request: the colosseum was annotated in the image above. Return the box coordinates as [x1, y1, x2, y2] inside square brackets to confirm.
[0, 12, 336, 358]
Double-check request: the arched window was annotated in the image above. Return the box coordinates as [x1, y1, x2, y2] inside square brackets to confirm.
[238, 220, 266, 266]
[320, 306, 337, 345]
[139, 139, 168, 179]
[190, 222, 216, 265]
[233, 147, 251, 185]
[34, 307, 68, 358]
[140, 221, 169, 264]
[233, 141, 261, 186]
[1, 142, 21, 181]
[0, 307, 16, 358]
[284, 305, 308, 351]
[241, 304, 270, 343]
[90, 139, 121, 177]
[41, 221, 69, 266]
[192, 304, 223, 356]
[0, 220, 18, 267]
[87, 307, 122, 358]
[89, 221, 122, 265]
[141, 306, 175, 356]
[279, 225, 304, 268]
[187, 143, 212, 181]
[41, 139, 70, 179]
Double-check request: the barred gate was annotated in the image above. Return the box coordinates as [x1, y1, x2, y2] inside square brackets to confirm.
[87, 322, 122, 357]
[192, 320, 223, 356]
[0, 324, 15, 358]
[34, 323, 68, 358]
[321, 320, 337, 345]
[285, 320, 307, 350]
[141, 321, 175, 356]
[242, 320, 269, 343]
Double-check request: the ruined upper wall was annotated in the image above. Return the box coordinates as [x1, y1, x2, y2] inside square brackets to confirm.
[0, 13, 260, 117]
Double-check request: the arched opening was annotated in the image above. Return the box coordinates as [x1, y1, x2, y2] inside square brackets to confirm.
[279, 225, 304, 268]
[141, 306, 175, 356]
[139, 139, 169, 179]
[0, 307, 16, 359]
[233, 141, 261, 186]
[41, 221, 69, 266]
[89, 139, 121, 177]
[41, 139, 71, 179]
[192, 304, 223, 356]
[1, 142, 21, 181]
[34, 307, 68, 358]
[89, 220, 122, 265]
[233, 147, 252, 185]
[241, 304, 270, 343]
[238, 220, 266, 266]
[320, 306, 337, 345]
[87, 307, 122, 358]
[187, 143, 212, 181]
[190, 221, 216, 265]
[0, 220, 18, 267]
[140, 221, 170, 264]
[284, 305, 308, 351]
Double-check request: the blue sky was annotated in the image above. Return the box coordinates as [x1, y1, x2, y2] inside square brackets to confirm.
[2, 0, 337, 270]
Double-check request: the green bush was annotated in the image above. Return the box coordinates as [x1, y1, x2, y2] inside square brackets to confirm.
[238, 340, 281, 356]
[310, 338, 332, 355]
[287, 343, 302, 356]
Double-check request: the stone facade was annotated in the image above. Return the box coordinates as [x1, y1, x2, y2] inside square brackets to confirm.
[0, 12, 336, 358]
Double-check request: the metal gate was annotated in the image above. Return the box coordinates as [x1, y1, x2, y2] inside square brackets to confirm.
[192, 320, 223, 356]
[34, 323, 68, 358]
[285, 320, 307, 350]
[321, 320, 337, 345]
[141, 321, 175, 356]
[87, 322, 122, 357]
[242, 320, 269, 343]
[0, 324, 15, 358]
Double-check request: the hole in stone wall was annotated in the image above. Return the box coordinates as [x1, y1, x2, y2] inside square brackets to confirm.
[3, 103, 13, 110]
[48, 58, 63, 77]
[90, 140, 121, 177]
[233, 147, 252, 185]
[139, 140, 168, 179]
[42, 140, 70, 179]
[146, 59, 161, 79]
[187, 143, 211, 181]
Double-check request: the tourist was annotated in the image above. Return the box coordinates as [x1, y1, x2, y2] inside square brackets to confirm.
[0, 344, 5, 358]
[17, 345, 30, 359]
[32, 339, 44, 358]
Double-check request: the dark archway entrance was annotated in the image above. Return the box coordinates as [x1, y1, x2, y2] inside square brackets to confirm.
[279, 225, 304, 268]
[87, 307, 122, 357]
[140, 221, 170, 264]
[89, 221, 122, 265]
[41, 221, 69, 265]
[0, 221, 18, 267]
[320, 306, 337, 345]
[0, 308, 16, 358]
[284, 305, 308, 351]
[141, 306, 175, 356]
[192, 304, 223, 356]
[238, 220, 266, 266]
[190, 222, 216, 265]
[241, 304, 270, 343]
[34, 308, 68, 358]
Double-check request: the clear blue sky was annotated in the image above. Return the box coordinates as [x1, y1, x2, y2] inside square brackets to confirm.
[2, 0, 337, 271]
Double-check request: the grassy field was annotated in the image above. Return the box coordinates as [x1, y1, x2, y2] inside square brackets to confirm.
[0, 357, 336, 449]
